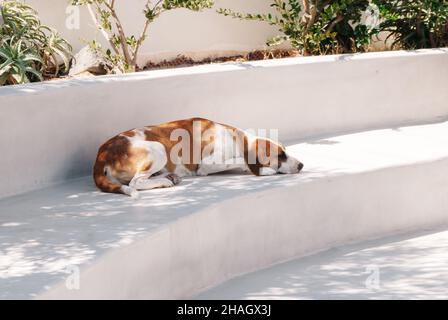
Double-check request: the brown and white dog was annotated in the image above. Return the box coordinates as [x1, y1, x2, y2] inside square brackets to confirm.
[94, 118, 303, 197]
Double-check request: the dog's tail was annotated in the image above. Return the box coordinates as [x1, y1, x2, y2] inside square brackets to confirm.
[93, 151, 137, 197]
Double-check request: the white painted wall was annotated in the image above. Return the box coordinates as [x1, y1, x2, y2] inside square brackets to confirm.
[23, 0, 282, 64]
[0, 49, 447, 199]
[21, 0, 390, 65]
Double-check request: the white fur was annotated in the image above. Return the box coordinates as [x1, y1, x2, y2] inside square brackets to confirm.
[278, 153, 302, 174]
[120, 185, 139, 198]
[174, 164, 194, 177]
[126, 130, 167, 175]
[125, 130, 173, 193]
[259, 167, 277, 176]
[130, 176, 175, 190]
[197, 124, 248, 176]
[197, 157, 248, 176]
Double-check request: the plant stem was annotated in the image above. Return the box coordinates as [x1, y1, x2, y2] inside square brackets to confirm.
[132, 0, 158, 66]
[327, 15, 344, 33]
[104, 1, 132, 65]
[86, 3, 119, 55]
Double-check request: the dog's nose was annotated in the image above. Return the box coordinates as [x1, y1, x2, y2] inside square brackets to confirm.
[298, 163, 304, 172]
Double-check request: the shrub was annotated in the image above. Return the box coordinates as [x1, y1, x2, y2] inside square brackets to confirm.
[0, 1, 72, 85]
[71, 0, 214, 73]
[218, 0, 376, 56]
[0, 40, 43, 85]
[373, 0, 448, 50]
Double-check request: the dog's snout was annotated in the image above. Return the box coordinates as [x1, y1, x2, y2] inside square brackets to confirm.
[298, 162, 304, 172]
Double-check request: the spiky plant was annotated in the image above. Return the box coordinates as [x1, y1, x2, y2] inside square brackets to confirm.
[0, 1, 72, 85]
[0, 40, 43, 85]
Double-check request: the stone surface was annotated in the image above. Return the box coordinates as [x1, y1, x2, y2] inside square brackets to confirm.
[196, 228, 448, 300]
[2, 121, 448, 299]
[69, 46, 109, 76]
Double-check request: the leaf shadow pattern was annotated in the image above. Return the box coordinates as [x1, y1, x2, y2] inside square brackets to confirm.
[0, 170, 322, 299]
[196, 227, 448, 300]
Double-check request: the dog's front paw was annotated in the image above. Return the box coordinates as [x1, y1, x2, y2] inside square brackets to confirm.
[166, 173, 182, 185]
[196, 167, 208, 176]
[121, 186, 139, 198]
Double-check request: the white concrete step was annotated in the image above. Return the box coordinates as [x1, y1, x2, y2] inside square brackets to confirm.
[2, 49, 448, 199]
[196, 227, 448, 300]
[1, 120, 448, 299]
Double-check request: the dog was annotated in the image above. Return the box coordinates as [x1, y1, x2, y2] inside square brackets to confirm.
[94, 118, 303, 196]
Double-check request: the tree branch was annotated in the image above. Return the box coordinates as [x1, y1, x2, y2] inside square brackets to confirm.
[302, 0, 311, 25]
[132, 0, 164, 66]
[104, 1, 132, 64]
[304, 2, 317, 33]
[86, 3, 119, 55]
[327, 15, 344, 33]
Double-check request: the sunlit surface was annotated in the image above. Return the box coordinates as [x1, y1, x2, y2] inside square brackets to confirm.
[1, 120, 448, 299]
[197, 228, 448, 300]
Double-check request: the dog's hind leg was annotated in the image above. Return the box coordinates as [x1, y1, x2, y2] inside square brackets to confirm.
[197, 156, 248, 176]
[129, 173, 182, 191]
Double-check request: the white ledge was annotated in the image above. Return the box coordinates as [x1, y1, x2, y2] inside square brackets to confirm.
[2, 120, 448, 299]
[1, 48, 447, 97]
[1, 49, 448, 199]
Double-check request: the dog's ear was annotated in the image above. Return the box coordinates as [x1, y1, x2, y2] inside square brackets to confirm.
[243, 137, 272, 176]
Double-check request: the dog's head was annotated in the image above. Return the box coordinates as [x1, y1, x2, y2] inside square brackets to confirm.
[276, 143, 304, 174]
[245, 137, 304, 176]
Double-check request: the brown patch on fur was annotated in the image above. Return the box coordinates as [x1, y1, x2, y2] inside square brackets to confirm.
[93, 136, 129, 194]
[144, 117, 216, 173]
[243, 136, 283, 176]
[121, 130, 136, 138]
[243, 136, 261, 176]
[93, 135, 153, 194]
